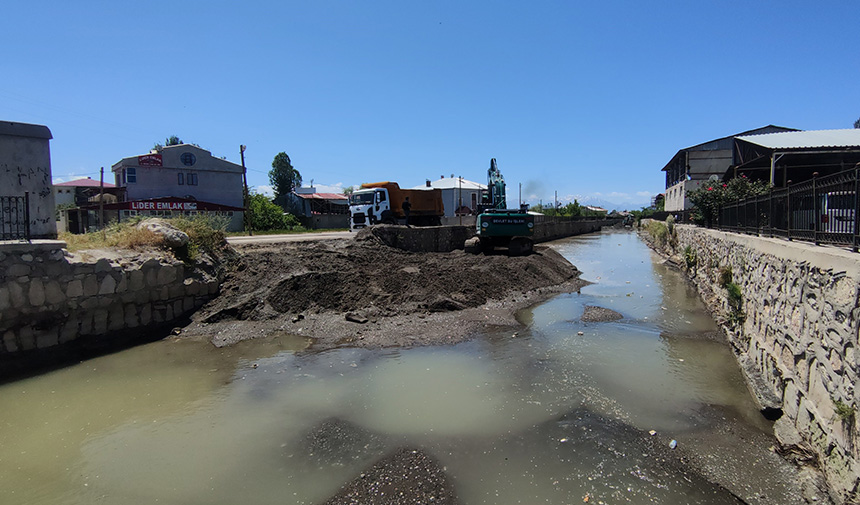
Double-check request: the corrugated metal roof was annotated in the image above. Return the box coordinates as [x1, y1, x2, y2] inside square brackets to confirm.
[737, 128, 860, 150]
[413, 177, 486, 190]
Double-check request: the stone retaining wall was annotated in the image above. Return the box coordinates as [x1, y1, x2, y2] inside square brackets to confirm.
[650, 223, 860, 503]
[0, 241, 219, 357]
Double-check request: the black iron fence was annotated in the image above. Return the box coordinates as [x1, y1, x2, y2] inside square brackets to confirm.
[716, 169, 860, 251]
[0, 193, 30, 241]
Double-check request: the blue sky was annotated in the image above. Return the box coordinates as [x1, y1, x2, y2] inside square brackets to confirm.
[2, 1, 858, 210]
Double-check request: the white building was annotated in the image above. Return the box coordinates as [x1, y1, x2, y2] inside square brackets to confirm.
[414, 176, 487, 217]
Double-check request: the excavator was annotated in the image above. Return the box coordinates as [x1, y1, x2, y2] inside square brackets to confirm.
[467, 158, 535, 256]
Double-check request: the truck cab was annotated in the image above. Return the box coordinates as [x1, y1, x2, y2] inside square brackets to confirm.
[348, 187, 391, 231]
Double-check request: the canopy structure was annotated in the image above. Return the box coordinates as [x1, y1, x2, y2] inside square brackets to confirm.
[732, 129, 860, 187]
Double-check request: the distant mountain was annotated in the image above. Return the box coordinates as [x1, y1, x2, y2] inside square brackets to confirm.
[578, 198, 650, 212]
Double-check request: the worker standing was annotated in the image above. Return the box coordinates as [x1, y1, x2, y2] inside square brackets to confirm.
[401, 197, 412, 227]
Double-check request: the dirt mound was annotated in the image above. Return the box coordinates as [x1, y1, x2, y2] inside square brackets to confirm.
[203, 240, 578, 321]
[186, 239, 584, 349]
[322, 448, 460, 505]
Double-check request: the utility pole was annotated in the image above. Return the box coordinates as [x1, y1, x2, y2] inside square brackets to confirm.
[458, 176, 462, 226]
[240, 145, 251, 236]
[99, 167, 105, 237]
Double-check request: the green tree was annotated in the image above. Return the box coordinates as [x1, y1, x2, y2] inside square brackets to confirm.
[269, 152, 302, 197]
[343, 186, 354, 196]
[247, 193, 300, 231]
[855, 117, 860, 129]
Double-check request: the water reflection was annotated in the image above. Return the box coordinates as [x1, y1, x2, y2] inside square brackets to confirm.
[0, 230, 795, 505]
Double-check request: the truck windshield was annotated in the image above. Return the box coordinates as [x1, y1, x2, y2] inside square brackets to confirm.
[349, 193, 374, 205]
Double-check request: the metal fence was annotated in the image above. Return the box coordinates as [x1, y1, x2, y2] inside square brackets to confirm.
[0, 193, 30, 241]
[716, 169, 860, 251]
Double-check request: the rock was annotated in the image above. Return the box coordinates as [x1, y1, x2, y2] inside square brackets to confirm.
[137, 219, 190, 249]
[346, 313, 369, 324]
[580, 305, 623, 322]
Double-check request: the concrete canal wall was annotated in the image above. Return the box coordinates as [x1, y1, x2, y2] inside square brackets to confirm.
[533, 218, 618, 243]
[0, 241, 219, 359]
[360, 219, 620, 252]
[652, 223, 860, 503]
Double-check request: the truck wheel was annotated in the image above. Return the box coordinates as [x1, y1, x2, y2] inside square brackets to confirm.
[381, 211, 396, 225]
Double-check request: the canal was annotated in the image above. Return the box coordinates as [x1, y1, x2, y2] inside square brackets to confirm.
[0, 229, 806, 504]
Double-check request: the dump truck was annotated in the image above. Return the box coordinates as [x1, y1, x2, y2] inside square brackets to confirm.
[348, 181, 444, 231]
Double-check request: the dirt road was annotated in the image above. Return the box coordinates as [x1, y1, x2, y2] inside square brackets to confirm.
[226, 230, 352, 245]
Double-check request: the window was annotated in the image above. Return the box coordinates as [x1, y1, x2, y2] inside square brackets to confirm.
[178, 173, 184, 185]
[180, 152, 196, 166]
[124, 167, 137, 184]
[187, 172, 198, 186]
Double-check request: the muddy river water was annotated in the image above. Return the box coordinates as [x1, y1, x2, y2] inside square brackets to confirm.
[0, 230, 806, 504]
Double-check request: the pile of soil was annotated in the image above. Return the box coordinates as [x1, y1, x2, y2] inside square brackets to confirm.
[323, 448, 460, 505]
[182, 236, 586, 349]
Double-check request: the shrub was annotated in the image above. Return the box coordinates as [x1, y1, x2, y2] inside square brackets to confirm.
[687, 175, 770, 227]
[170, 214, 229, 259]
[718, 265, 733, 287]
[684, 245, 697, 270]
[834, 399, 856, 423]
[248, 193, 303, 231]
[725, 281, 745, 326]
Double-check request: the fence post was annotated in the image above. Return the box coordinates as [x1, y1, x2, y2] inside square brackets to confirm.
[754, 195, 759, 236]
[768, 188, 773, 237]
[813, 172, 819, 245]
[787, 180, 793, 241]
[854, 168, 859, 252]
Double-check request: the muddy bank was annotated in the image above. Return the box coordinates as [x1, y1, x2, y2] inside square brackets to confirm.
[181, 237, 586, 349]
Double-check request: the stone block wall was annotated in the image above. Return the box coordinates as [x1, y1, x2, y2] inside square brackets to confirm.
[0, 241, 219, 355]
[666, 225, 860, 503]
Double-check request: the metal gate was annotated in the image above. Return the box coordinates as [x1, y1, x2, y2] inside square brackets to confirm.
[0, 193, 30, 241]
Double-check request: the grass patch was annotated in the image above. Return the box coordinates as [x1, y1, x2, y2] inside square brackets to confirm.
[60, 218, 163, 252]
[59, 215, 228, 260]
[646, 220, 669, 248]
[834, 399, 856, 423]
